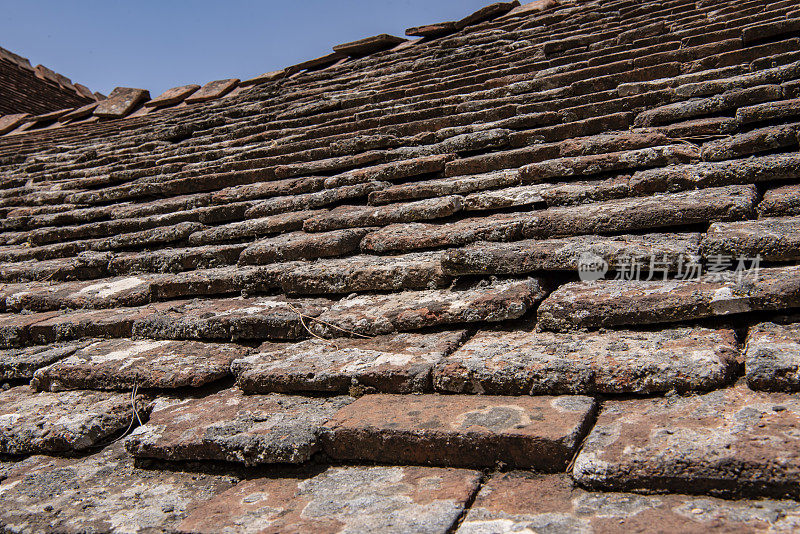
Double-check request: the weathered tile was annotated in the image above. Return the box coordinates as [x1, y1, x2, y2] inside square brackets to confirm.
[234, 330, 468, 394]
[368, 170, 520, 206]
[434, 327, 738, 395]
[145, 84, 201, 107]
[523, 185, 756, 238]
[737, 97, 800, 125]
[0, 387, 148, 454]
[327, 155, 449, 189]
[702, 216, 800, 262]
[442, 233, 701, 276]
[573, 383, 800, 499]
[0, 311, 60, 348]
[5, 275, 153, 312]
[94, 87, 150, 118]
[538, 266, 800, 331]
[457, 472, 800, 534]
[745, 322, 800, 392]
[520, 145, 700, 183]
[238, 228, 372, 265]
[463, 184, 548, 211]
[333, 34, 407, 56]
[149, 264, 297, 299]
[27, 304, 163, 345]
[109, 244, 245, 275]
[759, 184, 800, 217]
[178, 465, 481, 534]
[184, 79, 239, 103]
[360, 213, 530, 254]
[0, 113, 30, 135]
[280, 252, 450, 295]
[245, 182, 388, 218]
[126, 388, 352, 465]
[310, 278, 546, 338]
[131, 296, 332, 342]
[321, 394, 595, 469]
[31, 338, 248, 391]
[0, 443, 235, 533]
[701, 123, 800, 162]
[302, 196, 463, 232]
[188, 210, 320, 245]
[406, 21, 458, 38]
[456, 1, 520, 28]
[0, 342, 84, 381]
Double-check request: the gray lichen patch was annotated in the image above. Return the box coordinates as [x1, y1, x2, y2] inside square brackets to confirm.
[178, 465, 482, 534]
[745, 322, 800, 392]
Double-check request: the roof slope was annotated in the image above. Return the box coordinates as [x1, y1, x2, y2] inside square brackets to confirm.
[0, 46, 98, 116]
[2, 0, 800, 531]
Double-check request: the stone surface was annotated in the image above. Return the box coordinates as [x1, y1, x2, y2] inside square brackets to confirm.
[457, 472, 800, 534]
[184, 79, 239, 103]
[368, 170, 520, 206]
[538, 266, 800, 331]
[125, 388, 352, 465]
[280, 252, 450, 295]
[522, 185, 756, 238]
[573, 383, 800, 499]
[188, 210, 320, 245]
[759, 184, 800, 217]
[131, 296, 332, 342]
[333, 34, 407, 56]
[238, 228, 372, 265]
[30, 338, 248, 391]
[702, 216, 800, 262]
[737, 98, 800, 125]
[463, 184, 548, 211]
[302, 196, 463, 232]
[0, 443, 235, 534]
[0, 342, 84, 380]
[0, 386, 148, 454]
[0, 113, 30, 135]
[94, 87, 150, 118]
[360, 213, 530, 253]
[149, 264, 296, 299]
[405, 21, 459, 38]
[178, 466, 481, 534]
[310, 278, 547, 338]
[745, 322, 800, 392]
[145, 84, 201, 107]
[321, 393, 595, 469]
[5, 275, 153, 312]
[442, 233, 701, 276]
[701, 124, 800, 162]
[434, 326, 738, 395]
[234, 330, 468, 394]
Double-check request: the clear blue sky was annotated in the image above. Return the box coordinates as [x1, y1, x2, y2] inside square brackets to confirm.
[0, 0, 493, 97]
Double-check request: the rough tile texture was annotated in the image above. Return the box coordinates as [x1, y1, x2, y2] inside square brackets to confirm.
[702, 216, 800, 262]
[0, 443, 235, 534]
[458, 472, 800, 534]
[321, 394, 596, 469]
[442, 233, 701, 275]
[131, 296, 332, 341]
[234, 330, 468, 394]
[0, 386, 148, 454]
[0, 342, 84, 380]
[573, 383, 800, 499]
[745, 322, 800, 392]
[538, 266, 800, 330]
[178, 466, 481, 534]
[310, 278, 547, 337]
[126, 388, 353, 465]
[30, 338, 248, 391]
[434, 327, 739, 395]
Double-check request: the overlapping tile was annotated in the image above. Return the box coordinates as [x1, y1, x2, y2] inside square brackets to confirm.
[745, 322, 800, 392]
[126, 388, 352, 465]
[434, 326, 739, 395]
[0, 443, 235, 533]
[573, 383, 800, 499]
[321, 393, 595, 469]
[178, 466, 481, 534]
[234, 330, 468, 394]
[31, 338, 248, 391]
[0, 386, 149, 454]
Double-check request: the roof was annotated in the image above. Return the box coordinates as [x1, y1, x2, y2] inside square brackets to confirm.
[1, 0, 800, 531]
[0, 45, 99, 118]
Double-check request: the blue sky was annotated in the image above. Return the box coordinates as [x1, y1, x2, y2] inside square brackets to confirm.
[0, 0, 493, 97]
